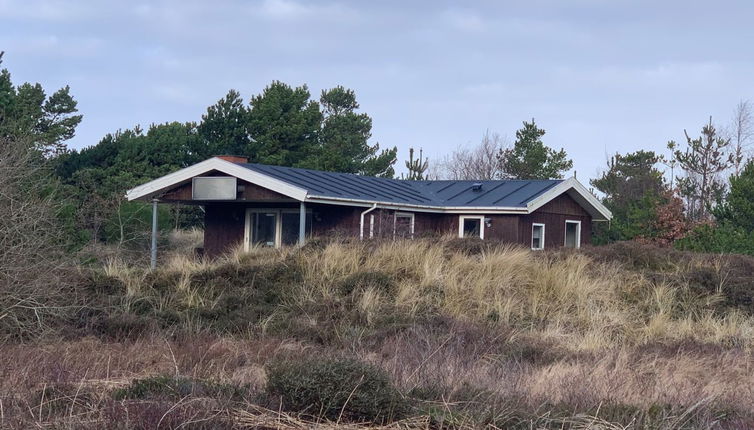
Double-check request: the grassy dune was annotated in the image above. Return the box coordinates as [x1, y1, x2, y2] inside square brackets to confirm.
[2, 236, 754, 428]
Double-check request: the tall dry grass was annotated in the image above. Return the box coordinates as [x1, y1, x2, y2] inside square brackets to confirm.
[98, 237, 754, 350]
[35, 237, 749, 428]
[282, 239, 754, 350]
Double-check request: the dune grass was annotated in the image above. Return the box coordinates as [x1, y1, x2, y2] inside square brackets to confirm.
[3, 236, 754, 428]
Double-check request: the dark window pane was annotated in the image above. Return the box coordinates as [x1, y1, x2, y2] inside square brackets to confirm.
[253, 212, 277, 247]
[395, 214, 413, 238]
[281, 212, 312, 246]
[463, 218, 481, 238]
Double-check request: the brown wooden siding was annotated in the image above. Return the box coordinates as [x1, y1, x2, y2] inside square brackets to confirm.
[518, 194, 592, 248]
[198, 187, 594, 257]
[204, 203, 246, 257]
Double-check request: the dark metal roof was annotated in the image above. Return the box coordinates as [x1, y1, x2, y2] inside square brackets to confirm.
[239, 163, 562, 208]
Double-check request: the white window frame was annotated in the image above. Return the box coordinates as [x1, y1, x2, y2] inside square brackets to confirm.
[244, 208, 312, 250]
[531, 223, 545, 250]
[369, 214, 375, 239]
[564, 220, 581, 249]
[393, 212, 415, 239]
[458, 215, 485, 239]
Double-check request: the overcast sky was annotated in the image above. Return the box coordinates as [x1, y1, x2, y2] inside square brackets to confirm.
[2, 0, 753, 180]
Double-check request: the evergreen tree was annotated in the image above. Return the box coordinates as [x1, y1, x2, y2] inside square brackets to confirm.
[196, 89, 249, 162]
[713, 159, 754, 231]
[590, 150, 680, 243]
[403, 147, 428, 180]
[498, 119, 572, 179]
[315, 86, 396, 177]
[0, 52, 82, 156]
[669, 117, 734, 220]
[247, 81, 322, 166]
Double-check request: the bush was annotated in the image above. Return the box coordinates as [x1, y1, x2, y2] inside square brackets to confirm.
[266, 357, 408, 424]
[676, 224, 754, 256]
[113, 375, 245, 401]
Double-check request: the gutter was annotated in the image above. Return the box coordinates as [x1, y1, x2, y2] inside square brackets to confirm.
[359, 204, 378, 240]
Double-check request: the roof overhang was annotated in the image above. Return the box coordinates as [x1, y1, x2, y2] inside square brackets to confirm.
[126, 159, 611, 221]
[125, 157, 308, 202]
[525, 177, 612, 221]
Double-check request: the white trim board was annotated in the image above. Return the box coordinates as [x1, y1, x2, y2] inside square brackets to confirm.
[531, 223, 545, 250]
[564, 220, 582, 249]
[458, 215, 485, 239]
[526, 177, 612, 221]
[125, 157, 308, 202]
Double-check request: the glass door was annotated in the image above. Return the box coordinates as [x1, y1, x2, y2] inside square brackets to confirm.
[280, 212, 312, 246]
[252, 212, 277, 247]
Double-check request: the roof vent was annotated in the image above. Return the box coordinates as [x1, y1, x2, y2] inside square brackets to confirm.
[472, 182, 483, 192]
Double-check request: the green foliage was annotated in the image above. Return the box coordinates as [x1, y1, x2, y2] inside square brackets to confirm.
[196, 89, 249, 162]
[102, 201, 173, 245]
[497, 119, 572, 179]
[713, 159, 754, 231]
[0, 52, 82, 156]
[266, 357, 407, 423]
[403, 147, 429, 180]
[247, 81, 322, 166]
[676, 223, 754, 256]
[669, 117, 734, 220]
[113, 375, 246, 401]
[314, 86, 397, 177]
[591, 151, 672, 243]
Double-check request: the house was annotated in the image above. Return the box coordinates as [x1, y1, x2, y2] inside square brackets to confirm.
[126, 156, 612, 260]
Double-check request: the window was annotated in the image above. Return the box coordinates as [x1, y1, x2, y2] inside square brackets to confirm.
[531, 223, 545, 250]
[192, 177, 237, 200]
[394, 212, 415, 239]
[251, 212, 277, 247]
[459, 215, 485, 239]
[564, 220, 581, 248]
[245, 208, 312, 249]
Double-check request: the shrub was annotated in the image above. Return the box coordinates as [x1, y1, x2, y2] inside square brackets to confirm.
[113, 375, 245, 401]
[266, 357, 407, 424]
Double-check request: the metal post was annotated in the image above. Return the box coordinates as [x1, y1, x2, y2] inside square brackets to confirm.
[150, 199, 158, 269]
[298, 201, 306, 246]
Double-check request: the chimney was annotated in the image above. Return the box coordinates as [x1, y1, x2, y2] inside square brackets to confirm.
[215, 155, 248, 163]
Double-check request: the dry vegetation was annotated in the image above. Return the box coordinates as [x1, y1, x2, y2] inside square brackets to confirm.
[2, 235, 754, 428]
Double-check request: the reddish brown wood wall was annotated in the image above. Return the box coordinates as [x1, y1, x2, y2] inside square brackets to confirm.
[200, 191, 593, 257]
[204, 204, 246, 257]
[518, 193, 592, 248]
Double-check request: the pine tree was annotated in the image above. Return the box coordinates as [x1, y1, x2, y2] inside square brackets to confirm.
[670, 117, 734, 220]
[403, 147, 428, 180]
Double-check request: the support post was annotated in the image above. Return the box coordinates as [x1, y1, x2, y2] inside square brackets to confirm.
[151, 199, 158, 269]
[298, 201, 306, 247]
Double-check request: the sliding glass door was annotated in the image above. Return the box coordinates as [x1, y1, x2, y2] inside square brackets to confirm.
[247, 209, 312, 249]
[251, 212, 277, 247]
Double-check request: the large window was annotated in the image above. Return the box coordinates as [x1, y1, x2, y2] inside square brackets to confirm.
[531, 223, 545, 250]
[459, 215, 485, 239]
[245, 209, 312, 249]
[564, 220, 581, 248]
[394, 212, 415, 239]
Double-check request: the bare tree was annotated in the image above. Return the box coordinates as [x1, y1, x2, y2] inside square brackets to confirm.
[433, 130, 507, 180]
[727, 100, 753, 176]
[0, 138, 73, 340]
